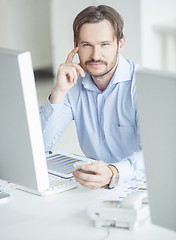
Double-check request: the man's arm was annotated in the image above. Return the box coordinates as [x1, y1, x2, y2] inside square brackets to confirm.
[40, 48, 85, 151]
[39, 99, 73, 151]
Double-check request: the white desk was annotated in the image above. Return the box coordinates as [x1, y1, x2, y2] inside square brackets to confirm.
[1, 186, 176, 240]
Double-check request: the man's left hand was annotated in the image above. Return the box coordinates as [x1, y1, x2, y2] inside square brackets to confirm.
[73, 160, 112, 189]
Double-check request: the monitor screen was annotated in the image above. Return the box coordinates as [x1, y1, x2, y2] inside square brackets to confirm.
[0, 48, 49, 192]
[136, 68, 176, 232]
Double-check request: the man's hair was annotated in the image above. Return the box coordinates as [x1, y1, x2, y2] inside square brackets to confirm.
[73, 5, 124, 46]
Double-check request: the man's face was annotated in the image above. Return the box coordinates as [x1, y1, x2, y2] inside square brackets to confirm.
[77, 19, 118, 78]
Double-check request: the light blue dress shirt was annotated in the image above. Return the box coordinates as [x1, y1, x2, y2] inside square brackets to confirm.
[40, 54, 145, 183]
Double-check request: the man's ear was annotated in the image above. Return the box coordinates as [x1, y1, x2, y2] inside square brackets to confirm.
[118, 36, 125, 52]
[74, 41, 77, 48]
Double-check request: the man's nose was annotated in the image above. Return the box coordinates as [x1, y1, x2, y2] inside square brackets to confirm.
[91, 46, 101, 61]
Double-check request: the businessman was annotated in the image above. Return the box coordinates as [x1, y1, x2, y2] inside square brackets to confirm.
[40, 5, 145, 189]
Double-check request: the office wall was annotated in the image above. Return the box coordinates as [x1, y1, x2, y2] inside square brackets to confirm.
[95, 0, 141, 64]
[50, 0, 98, 75]
[1, 0, 175, 72]
[50, 0, 141, 75]
[141, 0, 176, 71]
[51, 0, 176, 73]
[0, 0, 52, 69]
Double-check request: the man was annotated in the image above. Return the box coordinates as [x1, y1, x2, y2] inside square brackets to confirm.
[40, 5, 145, 189]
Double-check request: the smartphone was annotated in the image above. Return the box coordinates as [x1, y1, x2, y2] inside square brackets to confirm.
[73, 161, 96, 174]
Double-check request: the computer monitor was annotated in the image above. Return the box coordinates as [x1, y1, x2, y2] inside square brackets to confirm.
[0, 48, 50, 193]
[136, 68, 176, 232]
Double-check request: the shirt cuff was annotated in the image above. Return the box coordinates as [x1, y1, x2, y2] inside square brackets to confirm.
[111, 159, 133, 184]
[42, 97, 66, 120]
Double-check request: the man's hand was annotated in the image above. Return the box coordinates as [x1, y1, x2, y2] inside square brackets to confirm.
[73, 160, 113, 189]
[50, 47, 85, 104]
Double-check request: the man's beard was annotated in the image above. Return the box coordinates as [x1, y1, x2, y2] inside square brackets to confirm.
[87, 62, 117, 78]
[81, 53, 118, 78]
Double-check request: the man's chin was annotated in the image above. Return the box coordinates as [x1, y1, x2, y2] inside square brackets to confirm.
[82, 67, 106, 77]
[91, 72, 108, 78]
[87, 68, 114, 78]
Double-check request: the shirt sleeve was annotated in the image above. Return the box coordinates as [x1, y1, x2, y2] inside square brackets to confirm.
[111, 151, 146, 184]
[39, 96, 73, 151]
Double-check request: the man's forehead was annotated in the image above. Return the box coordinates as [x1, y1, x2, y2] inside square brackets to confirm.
[78, 20, 116, 43]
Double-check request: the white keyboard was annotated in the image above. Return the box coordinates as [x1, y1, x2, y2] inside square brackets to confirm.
[42, 174, 77, 196]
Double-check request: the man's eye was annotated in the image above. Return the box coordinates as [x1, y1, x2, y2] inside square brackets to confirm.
[101, 43, 109, 47]
[83, 44, 91, 47]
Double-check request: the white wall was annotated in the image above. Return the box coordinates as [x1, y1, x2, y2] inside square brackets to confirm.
[1, 0, 175, 72]
[96, 0, 141, 64]
[50, 0, 141, 75]
[50, 0, 176, 73]
[141, 0, 176, 72]
[50, 0, 98, 75]
[0, 0, 52, 69]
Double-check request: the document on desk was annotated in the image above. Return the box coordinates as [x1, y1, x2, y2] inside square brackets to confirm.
[0, 179, 17, 193]
[46, 151, 94, 178]
[99, 179, 147, 202]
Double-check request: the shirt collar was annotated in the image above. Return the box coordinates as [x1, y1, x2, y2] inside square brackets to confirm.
[81, 54, 133, 91]
[111, 53, 133, 84]
[82, 73, 102, 93]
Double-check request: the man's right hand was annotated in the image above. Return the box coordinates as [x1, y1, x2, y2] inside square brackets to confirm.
[50, 47, 85, 104]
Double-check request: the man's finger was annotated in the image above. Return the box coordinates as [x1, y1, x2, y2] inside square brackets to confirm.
[81, 160, 105, 173]
[65, 47, 79, 63]
[73, 170, 102, 182]
[73, 174, 101, 189]
[71, 63, 85, 78]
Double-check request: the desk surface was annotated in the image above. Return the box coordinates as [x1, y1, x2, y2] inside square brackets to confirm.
[0, 186, 176, 240]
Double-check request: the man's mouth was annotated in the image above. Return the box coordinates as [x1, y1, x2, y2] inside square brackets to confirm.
[85, 60, 108, 66]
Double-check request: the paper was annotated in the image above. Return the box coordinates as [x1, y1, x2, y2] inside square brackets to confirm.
[99, 179, 147, 202]
[46, 151, 94, 178]
[0, 179, 17, 193]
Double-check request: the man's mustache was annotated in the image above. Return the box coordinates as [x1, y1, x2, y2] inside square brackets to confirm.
[85, 60, 108, 66]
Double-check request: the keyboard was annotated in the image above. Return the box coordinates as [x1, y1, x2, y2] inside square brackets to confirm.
[41, 174, 77, 196]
